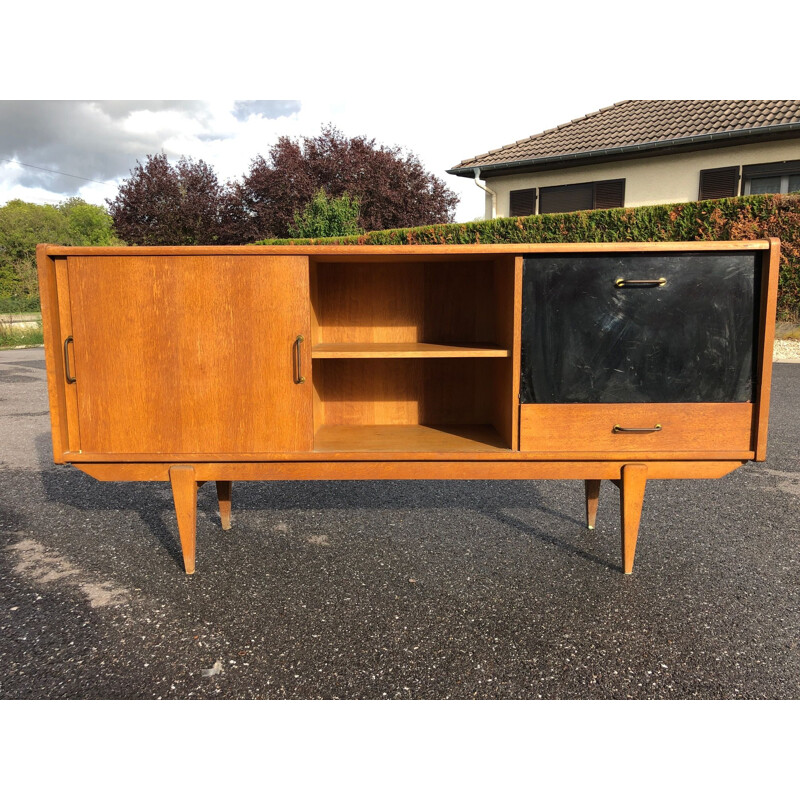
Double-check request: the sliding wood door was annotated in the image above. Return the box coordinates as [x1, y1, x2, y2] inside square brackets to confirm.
[66, 254, 312, 455]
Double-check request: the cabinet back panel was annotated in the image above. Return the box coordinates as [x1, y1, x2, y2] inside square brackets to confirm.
[312, 261, 498, 344]
[521, 253, 760, 403]
[67, 255, 313, 454]
[315, 359, 493, 426]
[314, 359, 424, 425]
[423, 262, 496, 343]
[312, 263, 425, 343]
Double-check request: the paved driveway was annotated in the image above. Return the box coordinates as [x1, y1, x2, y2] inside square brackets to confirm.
[1, 347, 798, 699]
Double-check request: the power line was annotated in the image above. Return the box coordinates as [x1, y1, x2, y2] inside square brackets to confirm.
[0, 157, 118, 186]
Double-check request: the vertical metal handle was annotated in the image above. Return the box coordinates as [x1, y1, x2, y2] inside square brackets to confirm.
[64, 336, 76, 384]
[294, 335, 305, 384]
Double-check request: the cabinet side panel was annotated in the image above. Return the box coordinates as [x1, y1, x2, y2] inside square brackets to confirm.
[487, 256, 518, 448]
[36, 249, 73, 461]
[753, 239, 780, 461]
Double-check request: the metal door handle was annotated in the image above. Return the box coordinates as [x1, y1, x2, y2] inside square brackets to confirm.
[294, 335, 305, 384]
[64, 336, 76, 384]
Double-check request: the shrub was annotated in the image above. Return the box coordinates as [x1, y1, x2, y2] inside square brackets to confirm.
[288, 190, 363, 239]
[257, 193, 800, 320]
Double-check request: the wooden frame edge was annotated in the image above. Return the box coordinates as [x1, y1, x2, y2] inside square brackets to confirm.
[43, 241, 772, 258]
[753, 237, 780, 461]
[62, 448, 757, 463]
[75, 460, 746, 483]
[36, 245, 68, 463]
[511, 256, 523, 450]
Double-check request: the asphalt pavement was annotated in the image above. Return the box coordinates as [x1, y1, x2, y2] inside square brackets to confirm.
[1, 347, 798, 699]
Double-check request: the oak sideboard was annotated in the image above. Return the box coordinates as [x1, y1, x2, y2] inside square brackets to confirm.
[37, 240, 780, 575]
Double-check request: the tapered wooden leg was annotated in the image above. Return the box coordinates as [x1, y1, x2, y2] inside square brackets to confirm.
[619, 464, 648, 575]
[169, 465, 198, 575]
[216, 480, 232, 531]
[585, 480, 601, 529]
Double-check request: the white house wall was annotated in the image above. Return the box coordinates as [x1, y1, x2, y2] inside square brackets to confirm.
[484, 139, 800, 218]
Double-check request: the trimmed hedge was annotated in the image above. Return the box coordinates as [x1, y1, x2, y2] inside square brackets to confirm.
[258, 193, 800, 320]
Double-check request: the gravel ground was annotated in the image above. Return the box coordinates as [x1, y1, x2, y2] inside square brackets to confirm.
[774, 337, 800, 361]
[1, 346, 799, 700]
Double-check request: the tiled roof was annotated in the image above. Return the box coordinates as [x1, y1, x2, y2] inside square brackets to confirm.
[449, 100, 800, 173]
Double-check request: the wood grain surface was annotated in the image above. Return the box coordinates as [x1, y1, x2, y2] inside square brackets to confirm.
[311, 342, 509, 358]
[66, 255, 313, 454]
[753, 238, 781, 460]
[618, 463, 648, 574]
[313, 423, 509, 453]
[44, 241, 771, 257]
[36, 248, 71, 461]
[520, 403, 754, 453]
[75, 459, 747, 483]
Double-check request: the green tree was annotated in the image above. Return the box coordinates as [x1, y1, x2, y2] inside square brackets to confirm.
[287, 189, 364, 239]
[0, 200, 67, 268]
[61, 197, 120, 246]
[0, 198, 121, 309]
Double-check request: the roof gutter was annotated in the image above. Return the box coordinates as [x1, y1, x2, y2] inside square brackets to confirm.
[447, 122, 800, 177]
[473, 168, 497, 219]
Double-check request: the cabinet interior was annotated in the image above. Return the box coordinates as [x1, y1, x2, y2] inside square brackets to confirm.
[309, 255, 517, 451]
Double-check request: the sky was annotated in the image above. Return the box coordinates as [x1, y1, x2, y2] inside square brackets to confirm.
[0, 96, 622, 222]
[4, 0, 797, 227]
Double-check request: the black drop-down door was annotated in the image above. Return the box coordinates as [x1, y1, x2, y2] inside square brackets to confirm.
[520, 252, 761, 404]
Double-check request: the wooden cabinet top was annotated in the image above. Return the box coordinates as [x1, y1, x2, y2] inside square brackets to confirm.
[39, 240, 773, 258]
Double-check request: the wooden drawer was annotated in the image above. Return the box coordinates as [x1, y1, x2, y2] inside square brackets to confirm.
[519, 403, 755, 454]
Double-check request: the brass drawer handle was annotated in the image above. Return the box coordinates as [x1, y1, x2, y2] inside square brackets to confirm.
[613, 424, 662, 433]
[64, 336, 76, 384]
[615, 277, 666, 288]
[294, 334, 306, 384]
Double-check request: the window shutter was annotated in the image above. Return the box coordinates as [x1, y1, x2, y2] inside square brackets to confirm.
[509, 188, 536, 217]
[699, 166, 740, 200]
[742, 160, 800, 180]
[594, 179, 625, 209]
[540, 183, 594, 214]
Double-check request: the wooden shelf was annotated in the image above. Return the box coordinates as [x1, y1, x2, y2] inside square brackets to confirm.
[312, 342, 509, 359]
[313, 424, 510, 453]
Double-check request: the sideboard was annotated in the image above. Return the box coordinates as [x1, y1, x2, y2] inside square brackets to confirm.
[36, 240, 780, 575]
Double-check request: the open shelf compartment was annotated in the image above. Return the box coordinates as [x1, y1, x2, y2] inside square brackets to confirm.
[309, 254, 519, 452]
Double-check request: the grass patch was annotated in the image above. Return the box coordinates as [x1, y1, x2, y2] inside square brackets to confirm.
[0, 322, 43, 349]
[0, 296, 40, 314]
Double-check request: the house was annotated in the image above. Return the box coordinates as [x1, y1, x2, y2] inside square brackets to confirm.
[447, 100, 800, 219]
